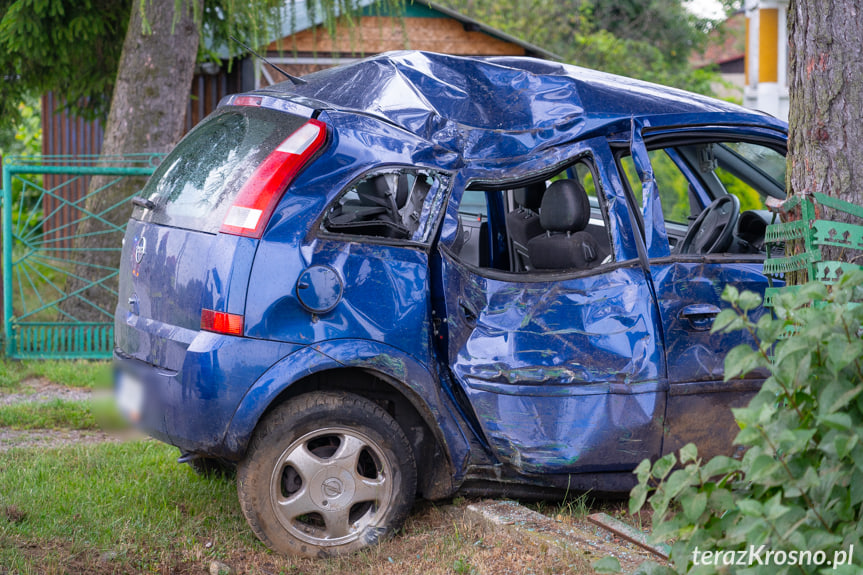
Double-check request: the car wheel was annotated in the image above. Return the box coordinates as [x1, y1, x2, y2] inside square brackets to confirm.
[237, 391, 417, 557]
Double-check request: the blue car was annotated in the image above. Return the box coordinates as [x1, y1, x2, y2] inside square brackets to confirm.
[114, 51, 787, 557]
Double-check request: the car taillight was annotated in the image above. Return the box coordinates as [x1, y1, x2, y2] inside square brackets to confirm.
[201, 309, 244, 336]
[220, 119, 327, 238]
[233, 95, 262, 106]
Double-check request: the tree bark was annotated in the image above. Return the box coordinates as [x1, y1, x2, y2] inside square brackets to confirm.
[788, 0, 863, 273]
[61, 0, 200, 322]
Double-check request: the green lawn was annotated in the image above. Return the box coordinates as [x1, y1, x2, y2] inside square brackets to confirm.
[0, 359, 110, 390]
[0, 440, 257, 573]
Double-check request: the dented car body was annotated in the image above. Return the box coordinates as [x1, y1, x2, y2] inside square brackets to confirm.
[114, 51, 787, 555]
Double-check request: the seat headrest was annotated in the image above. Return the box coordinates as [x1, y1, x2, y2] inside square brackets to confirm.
[539, 180, 590, 233]
[513, 181, 546, 211]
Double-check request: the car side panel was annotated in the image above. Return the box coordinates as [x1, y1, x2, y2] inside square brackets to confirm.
[223, 339, 470, 483]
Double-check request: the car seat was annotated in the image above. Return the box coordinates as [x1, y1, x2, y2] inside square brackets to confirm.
[527, 179, 600, 270]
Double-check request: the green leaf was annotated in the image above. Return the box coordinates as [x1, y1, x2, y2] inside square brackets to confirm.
[825, 383, 863, 415]
[592, 555, 622, 574]
[663, 469, 695, 501]
[747, 454, 780, 483]
[737, 290, 763, 312]
[721, 284, 740, 304]
[711, 308, 742, 333]
[763, 493, 790, 520]
[820, 412, 854, 431]
[651, 453, 676, 481]
[833, 433, 858, 459]
[700, 456, 740, 482]
[634, 458, 652, 484]
[707, 488, 735, 512]
[630, 483, 648, 515]
[682, 491, 707, 523]
[723, 344, 763, 381]
[679, 443, 698, 465]
[737, 498, 763, 516]
[825, 338, 863, 376]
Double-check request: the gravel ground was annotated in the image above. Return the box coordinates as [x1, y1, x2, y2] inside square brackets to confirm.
[0, 378, 130, 452]
[0, 377, 92, 406]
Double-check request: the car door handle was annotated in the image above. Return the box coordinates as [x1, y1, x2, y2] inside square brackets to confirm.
[678, 304, 721, 332]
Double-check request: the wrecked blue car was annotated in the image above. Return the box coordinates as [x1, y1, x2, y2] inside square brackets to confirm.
[114, 51, 788, 556]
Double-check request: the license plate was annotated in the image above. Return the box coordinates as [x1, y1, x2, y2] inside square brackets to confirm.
[115, 371, 144, 422]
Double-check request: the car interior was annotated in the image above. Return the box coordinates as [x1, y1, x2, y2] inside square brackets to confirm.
[453, 158, 614, 272]
[617, 138, 786, 256]
[322, 170, 447, 242]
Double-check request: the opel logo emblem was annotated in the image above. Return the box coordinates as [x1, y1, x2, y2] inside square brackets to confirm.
[135, 237, 147, 264]
[322, 478, 343, 498]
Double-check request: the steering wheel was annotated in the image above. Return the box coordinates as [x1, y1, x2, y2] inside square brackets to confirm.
[679, 194, 740, 254]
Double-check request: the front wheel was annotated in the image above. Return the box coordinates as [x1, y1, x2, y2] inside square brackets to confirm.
[237, 391, 417, 557]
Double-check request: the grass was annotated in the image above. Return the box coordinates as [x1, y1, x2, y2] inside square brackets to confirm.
[0, 439, 593, 574]
[0, 440, 256, 573]
[0, 359, 110, 391]
[0, 399, 97, 430]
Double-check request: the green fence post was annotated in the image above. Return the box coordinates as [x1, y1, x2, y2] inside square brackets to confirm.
[2, 157, 12, 357]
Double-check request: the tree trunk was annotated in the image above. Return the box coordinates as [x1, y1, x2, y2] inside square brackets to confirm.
[788, 0, 863, 275]
[60, 0, 200, 322]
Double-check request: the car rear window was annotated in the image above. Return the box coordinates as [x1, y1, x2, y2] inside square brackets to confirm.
[134, 107, 307, 233]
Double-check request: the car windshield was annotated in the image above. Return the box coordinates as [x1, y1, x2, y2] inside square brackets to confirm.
[134, 107, 306, 233]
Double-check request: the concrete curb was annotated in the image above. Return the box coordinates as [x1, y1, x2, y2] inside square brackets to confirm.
[465, 499, 664, 574]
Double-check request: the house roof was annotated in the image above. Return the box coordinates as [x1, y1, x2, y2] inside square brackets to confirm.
[691, 10, 746, 69]
[211, 0, 558, 61]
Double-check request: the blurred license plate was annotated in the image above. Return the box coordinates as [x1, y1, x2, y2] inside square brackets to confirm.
[115, 371, 144, 421]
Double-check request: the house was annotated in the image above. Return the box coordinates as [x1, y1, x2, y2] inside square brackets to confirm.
[690, 10, 746, 102]
[691, 1, 789, 121]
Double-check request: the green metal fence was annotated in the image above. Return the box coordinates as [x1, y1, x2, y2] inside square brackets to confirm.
[1, 155, 161, 359]
[764, 192, 863, 306]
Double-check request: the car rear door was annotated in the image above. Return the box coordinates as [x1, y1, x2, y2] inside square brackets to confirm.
[435, 140, 668, 476]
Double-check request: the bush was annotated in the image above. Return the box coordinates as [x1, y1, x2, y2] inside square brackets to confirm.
[627, 270, 863, 575]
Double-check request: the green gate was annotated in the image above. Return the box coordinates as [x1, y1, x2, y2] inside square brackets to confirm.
[1, 155, 162, 359]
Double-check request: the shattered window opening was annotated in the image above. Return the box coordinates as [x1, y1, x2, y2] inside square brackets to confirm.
[323, 169, 449, 243]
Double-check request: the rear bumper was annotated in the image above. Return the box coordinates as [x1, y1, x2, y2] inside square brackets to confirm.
[113, 332, 299, 459]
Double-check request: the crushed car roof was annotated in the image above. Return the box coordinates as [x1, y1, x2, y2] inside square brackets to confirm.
[261, 51, 787, 160]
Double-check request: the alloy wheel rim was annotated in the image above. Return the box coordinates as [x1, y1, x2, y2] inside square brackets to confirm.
[269, 426, 394, 547]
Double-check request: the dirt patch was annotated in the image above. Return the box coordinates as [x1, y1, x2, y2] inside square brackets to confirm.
[0, 428, 127, 452]
[0, 377, 92, 406]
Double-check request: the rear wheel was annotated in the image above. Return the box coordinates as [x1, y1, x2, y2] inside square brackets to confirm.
[237, 391, 416, 557]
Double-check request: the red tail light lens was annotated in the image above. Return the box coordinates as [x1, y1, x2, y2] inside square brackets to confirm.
[201, 309, 244, 336]
[233, 95, 262, 107]
[220, 119, 327, 238]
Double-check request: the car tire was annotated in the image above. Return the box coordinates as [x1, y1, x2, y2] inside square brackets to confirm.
[237, 391, 417, 557]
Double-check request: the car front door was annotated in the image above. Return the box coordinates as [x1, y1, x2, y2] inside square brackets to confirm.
[623, 127, 787, 460]
[435, 140, 668, 477]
